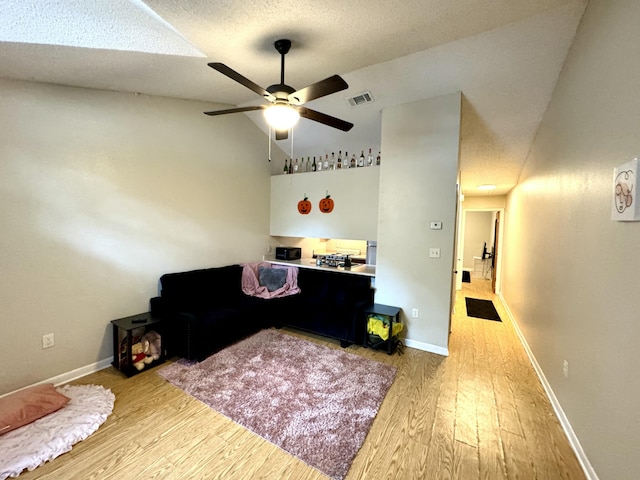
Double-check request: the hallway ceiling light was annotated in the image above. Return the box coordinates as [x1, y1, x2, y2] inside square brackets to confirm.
[477, 184, 496, 191]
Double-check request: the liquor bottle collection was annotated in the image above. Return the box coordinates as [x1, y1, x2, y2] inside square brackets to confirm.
[282, 148, 381, 174]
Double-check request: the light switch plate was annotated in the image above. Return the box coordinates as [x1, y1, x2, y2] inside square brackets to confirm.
[429, 248, 441, 258]
[430, 221, 442, 230]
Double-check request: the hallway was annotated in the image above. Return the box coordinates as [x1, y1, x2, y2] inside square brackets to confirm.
[448, 278, 585, 478]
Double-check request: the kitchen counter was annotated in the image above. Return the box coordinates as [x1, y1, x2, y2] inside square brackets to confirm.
[266, 257, 376, 277]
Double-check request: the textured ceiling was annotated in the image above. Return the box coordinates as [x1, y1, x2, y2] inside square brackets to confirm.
[0, 0, 588, 195]
[1, 0, 204, 56]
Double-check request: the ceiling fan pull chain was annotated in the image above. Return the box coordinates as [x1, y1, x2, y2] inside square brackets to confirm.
[290, 127, 294, 160]
[268, 124, 272, 162]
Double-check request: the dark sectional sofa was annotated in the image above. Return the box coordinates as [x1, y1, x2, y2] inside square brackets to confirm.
[150, 264, 374, 361]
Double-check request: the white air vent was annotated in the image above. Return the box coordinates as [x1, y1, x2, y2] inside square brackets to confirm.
[346, 91, 375, 107]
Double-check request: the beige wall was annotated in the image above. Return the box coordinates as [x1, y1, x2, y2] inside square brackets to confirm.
[376, 93, 461, 355]
[462, 195, 506, 210]
[462, 211, 493, 269]
[0, 79, 283, 394]
[501, 0, 640, 477]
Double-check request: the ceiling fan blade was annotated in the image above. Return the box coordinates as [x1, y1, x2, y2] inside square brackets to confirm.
[275, 129, 288, 141]
[203, 105, 267, 116]
[296, 106, 354, 132]
[288, 75, 349, 105]
[208, 63, 275, 102]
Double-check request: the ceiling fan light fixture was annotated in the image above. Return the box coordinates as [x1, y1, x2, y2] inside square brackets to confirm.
[264, 103, 300, 130]
[205, 39, 352, 140]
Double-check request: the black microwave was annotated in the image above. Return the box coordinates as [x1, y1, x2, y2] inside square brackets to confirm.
[275, 247, 301, 260]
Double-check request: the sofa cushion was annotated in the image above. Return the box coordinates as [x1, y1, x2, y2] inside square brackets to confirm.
[160, 265, 242, 311]
[258, 266, 288, 292]
[296, 269, 371, 306]
[200, 307, 244, 330]
[201, 266, 243, 300]
[296, 268, 329, 304]
[194, 306, 263, 361]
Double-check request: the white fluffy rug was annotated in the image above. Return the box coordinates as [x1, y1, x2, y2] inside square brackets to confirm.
[0, 384, 114, 479]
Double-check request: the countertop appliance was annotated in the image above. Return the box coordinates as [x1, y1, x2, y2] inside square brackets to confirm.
[317, 253, 352, 268]
[366, 241, 377, 265]
[275, 246, 302, 260]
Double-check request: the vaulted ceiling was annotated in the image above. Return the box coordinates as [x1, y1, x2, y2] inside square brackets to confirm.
[0, 0, 587, 195]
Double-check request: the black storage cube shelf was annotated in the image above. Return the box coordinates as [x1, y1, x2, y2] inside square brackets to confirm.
[111, 312, 165, 377]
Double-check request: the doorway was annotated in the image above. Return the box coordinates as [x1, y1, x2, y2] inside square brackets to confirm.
[456, 207, 504, 294]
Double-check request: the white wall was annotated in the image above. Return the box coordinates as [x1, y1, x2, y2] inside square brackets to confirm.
[269, 167, 380, 240]
[0, 79, 283, 394]
[501, 0, 640, 477]
[375, 93, 461, 355]
[462, 211, 493, 269]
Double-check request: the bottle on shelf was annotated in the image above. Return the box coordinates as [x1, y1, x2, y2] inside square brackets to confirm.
[344, 152, 349, 169]
[330, 152, 336, 170]
[323, 154, 329, 171]
[358, 150, 365, 167]
[306, 157, 311, 172]
[337, 151, 342, 169]
[283, 159, 288, 175]
[312, 156, 317, 172]
[376, 151, 381, 166]
[293, 158, 299, 173]
[350, 153, 356, 169]
[367, 148, 374, 167]
[317, 154, 323, 171]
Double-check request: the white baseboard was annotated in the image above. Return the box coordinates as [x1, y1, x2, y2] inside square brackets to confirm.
[498, 293, 599, 480]
[0, 357, 114, 399]
[404, 338, 449, 356]
[49, 357, 115, 387]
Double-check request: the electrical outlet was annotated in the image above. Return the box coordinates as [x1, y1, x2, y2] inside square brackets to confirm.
[42, 333, 55, 349]
[563, 360, 569, 378]
[429, 248, 441, 258]
[430, 221, 443, 230]
[412, 308, 419, 318]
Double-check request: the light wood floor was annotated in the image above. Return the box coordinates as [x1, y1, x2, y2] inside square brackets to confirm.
[18, 280, 585, 479]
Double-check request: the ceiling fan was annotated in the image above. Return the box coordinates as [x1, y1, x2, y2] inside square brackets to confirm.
[204, 39, 354, 140]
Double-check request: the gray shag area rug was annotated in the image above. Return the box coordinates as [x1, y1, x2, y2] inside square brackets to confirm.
[157, 329, 397, 480]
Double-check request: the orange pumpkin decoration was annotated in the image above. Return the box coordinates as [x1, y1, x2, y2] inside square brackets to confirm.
[298, 196, 312, 215]
[319, 193, 334, 213]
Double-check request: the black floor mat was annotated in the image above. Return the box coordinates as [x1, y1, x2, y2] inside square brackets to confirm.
[465, 297, 501, 322]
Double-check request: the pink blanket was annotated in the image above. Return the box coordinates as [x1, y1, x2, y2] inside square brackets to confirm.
[241, 262, 300, 299]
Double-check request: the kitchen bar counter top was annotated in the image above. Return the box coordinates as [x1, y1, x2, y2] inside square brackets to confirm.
[265, 257, 376, 277]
